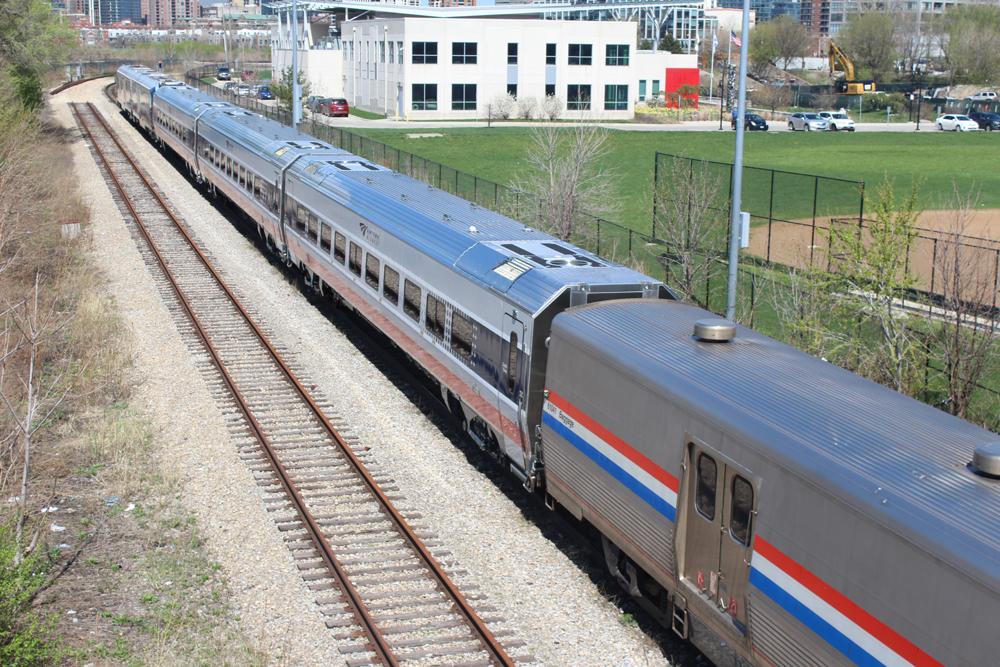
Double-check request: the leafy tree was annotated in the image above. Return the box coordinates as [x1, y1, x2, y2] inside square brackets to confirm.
[0, 0, 76, 108]
[658, 34, 684, 54]
[749, 15, 811, 73]
[938, 4, 1000, 84]
[839, 12, 898, 83]
[270, 65, 311, 112]
[825, 178, 923, 393]
[638, 39, 652, 50]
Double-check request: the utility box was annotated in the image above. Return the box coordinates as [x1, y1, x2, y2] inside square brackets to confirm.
[739, 211, 750, 248]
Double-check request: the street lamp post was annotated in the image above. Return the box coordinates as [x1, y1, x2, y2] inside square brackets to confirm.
[291, 0, 301, 127]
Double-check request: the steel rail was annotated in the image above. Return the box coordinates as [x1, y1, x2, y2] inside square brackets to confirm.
[71, 101, 400, 667]
[72, 101, 515, 667]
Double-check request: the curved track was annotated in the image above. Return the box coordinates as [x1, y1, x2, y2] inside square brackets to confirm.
[71, 100, 531, 667]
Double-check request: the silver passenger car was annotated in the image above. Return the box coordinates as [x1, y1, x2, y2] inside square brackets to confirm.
[787, 112, 830, 131]
[543, 298, 1000, 667]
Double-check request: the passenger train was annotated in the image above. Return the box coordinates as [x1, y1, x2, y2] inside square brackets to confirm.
[114, 65, 1000, 667]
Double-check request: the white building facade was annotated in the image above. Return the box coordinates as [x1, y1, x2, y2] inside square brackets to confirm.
[273, 16, 697, 120]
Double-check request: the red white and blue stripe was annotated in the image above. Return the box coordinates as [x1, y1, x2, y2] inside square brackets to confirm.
[543, 391, 679, 523]
[750, 539, 944, 667]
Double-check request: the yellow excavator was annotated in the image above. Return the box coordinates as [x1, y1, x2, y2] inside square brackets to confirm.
[829, 39, 875, 94]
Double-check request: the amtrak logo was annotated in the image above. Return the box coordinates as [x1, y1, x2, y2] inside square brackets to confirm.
[359, 223, 381, 246]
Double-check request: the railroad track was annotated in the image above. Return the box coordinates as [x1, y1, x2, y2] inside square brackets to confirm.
[71, 101, 532, 667]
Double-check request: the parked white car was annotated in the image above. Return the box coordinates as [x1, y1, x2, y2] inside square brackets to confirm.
[818, 111, 856, 131]
[935, 114, 980, 131]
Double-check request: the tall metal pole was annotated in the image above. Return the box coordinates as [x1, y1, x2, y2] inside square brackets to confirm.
[725, 5, 751, 321]
[292, 0, 301, 127]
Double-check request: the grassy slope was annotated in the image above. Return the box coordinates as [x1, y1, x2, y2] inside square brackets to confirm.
[351, 127, 1000, 232]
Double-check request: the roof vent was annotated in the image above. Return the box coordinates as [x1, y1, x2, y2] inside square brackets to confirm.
[972, 442, 1000, 478]
[694, 319, 737, 342]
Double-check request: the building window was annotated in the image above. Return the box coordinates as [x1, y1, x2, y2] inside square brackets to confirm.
[380, 40, 386, 63]
[568, 44, 592, 66]
[349, 42, 354, 61]
[412, 84, 438, 110]
[606, 44, 629, 66]
[452, 42, 477, 64]
[508, 42, 518, 64]
[452, 84, 476, 110]
[412, 41, 437, 64]
[545, 84, 555, 97]
[604, 84, 628, 110]
[568, 84, 591, 110]
[639, 79, 646, 101]
[545, 43, 556, 65]
[652, 79, 661, 95]
[507, 83, 517, 98]
[389, 41, 394, 63]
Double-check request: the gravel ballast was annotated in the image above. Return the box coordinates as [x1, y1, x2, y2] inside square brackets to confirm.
[52, 80, 677, 667]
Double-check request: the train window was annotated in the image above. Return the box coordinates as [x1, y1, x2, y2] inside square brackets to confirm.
[506, 332, 518, 394]
[425, 294, 445, 339]
[695, 453, 717, 521]
[334, 232, 346, 264]
[383, 266, 399, 305]
[226, 156, 232, 178]
[239, 166, 246, 188]
[730, 476, 754, 546]
[254, 176, 262, 201]
[365, 253, 380, 289]
[320, 223, 331, 252]
[295, 206, 308, 233]
[247, 172, 254, 193]
[403, 280, 421, 321]
[451, 310, 473, 361]
[308, 214, 319, 242]
[349, 242, 362, 276]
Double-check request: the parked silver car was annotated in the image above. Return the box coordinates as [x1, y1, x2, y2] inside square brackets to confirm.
[788, 112, 830, 131]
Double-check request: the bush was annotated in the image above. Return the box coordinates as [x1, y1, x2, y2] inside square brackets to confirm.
[0, 518, 57, 666]
[516, 95, 538, 120]
[542, 94, 563, 121]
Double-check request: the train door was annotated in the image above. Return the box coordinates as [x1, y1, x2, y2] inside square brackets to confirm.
[498, 311, 527, 467]
[680, 440, 757, 640]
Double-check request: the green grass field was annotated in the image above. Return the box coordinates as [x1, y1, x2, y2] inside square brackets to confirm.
[351, 127, 1000, 231]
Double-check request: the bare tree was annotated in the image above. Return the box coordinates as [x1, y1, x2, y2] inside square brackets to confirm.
[651, 157, 728, 307]
[509, 123, 620, 243]
[750, 83, 792, 113]
[929, 184, 998, 420]
[515, 95, 537, 120]
[541, 94, 563, 121]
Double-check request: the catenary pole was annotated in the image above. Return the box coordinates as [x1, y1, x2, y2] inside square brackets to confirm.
[292, 0, 301, 127]
[726, 9, 752, 321]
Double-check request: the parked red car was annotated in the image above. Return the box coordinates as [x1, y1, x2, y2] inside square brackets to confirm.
[326, 98, 349, 117]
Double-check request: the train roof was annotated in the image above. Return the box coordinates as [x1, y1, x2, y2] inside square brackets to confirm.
[132, 66, 666, 314]
[308, 168, 658, 312]
[552, 298, 1000, 590]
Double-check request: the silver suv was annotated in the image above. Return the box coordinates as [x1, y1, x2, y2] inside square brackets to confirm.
[788, 112, 830, 131]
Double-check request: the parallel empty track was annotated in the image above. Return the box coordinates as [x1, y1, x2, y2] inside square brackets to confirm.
[71, 101, 532, 667]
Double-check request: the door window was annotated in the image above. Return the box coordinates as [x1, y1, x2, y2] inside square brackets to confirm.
[696, 453, 717, 520]
[730, 475, 754, 546]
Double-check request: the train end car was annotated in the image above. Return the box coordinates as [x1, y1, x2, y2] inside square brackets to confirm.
[542, 298, 1000, 667]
